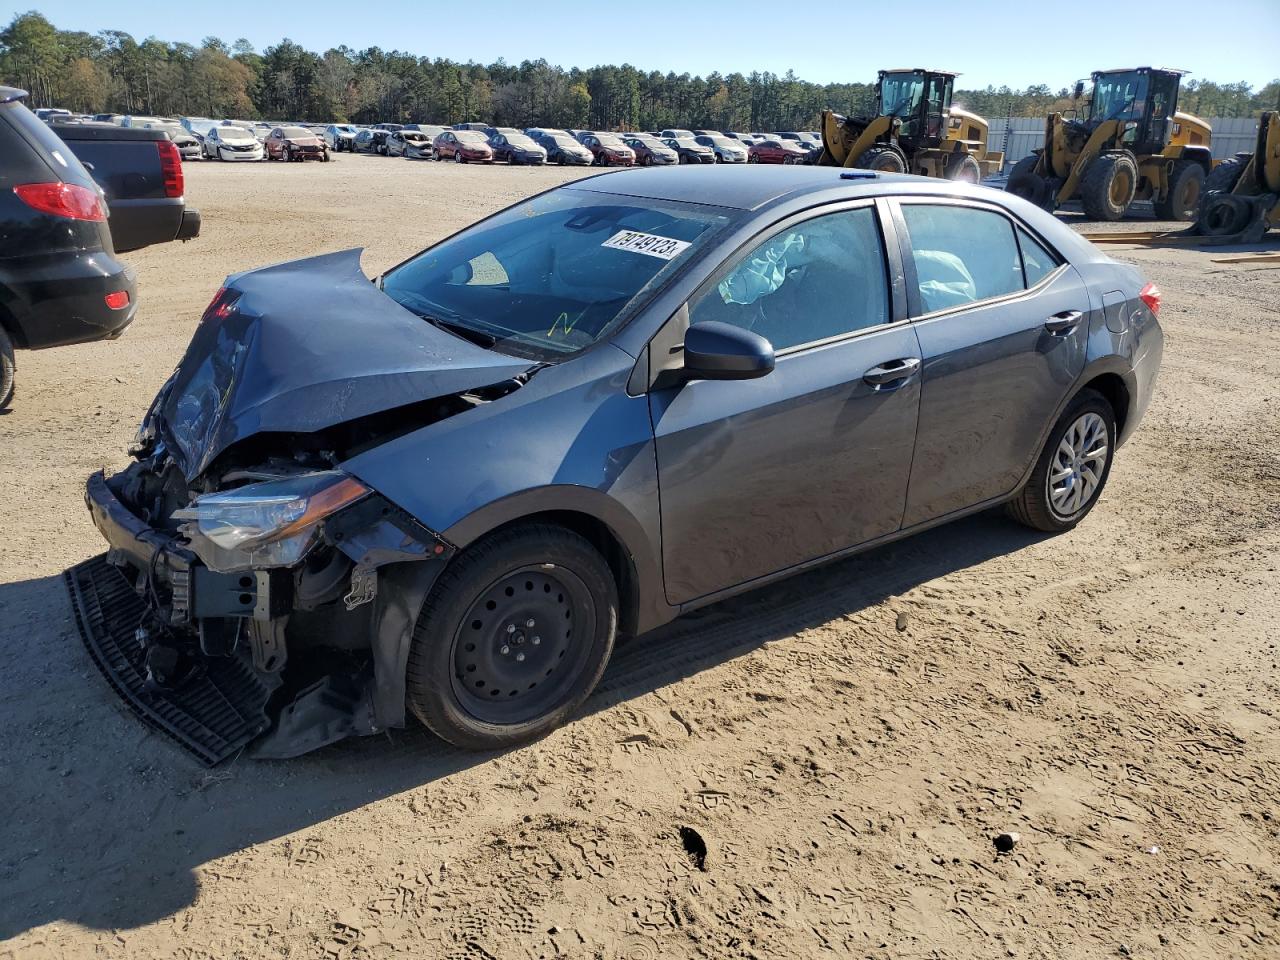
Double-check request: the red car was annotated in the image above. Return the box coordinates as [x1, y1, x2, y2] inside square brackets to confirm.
[265, 126, 329, 162]
[578, 132, 635, 167]
[433, 130, 494, 163]
[748, 138, 808, 165]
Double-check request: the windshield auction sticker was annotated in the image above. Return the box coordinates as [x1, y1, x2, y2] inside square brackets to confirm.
[602, 230, 691, 260]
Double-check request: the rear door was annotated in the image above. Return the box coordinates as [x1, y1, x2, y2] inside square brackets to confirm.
[891, 198, 1090, 527]
[651, 200, 922, 604]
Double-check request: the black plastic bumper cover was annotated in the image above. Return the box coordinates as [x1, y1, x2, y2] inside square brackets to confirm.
[65, 553, 276, 765]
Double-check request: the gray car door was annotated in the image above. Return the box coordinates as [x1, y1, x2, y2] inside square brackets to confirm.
[650, 202, 922, 606]
[892, 198, 1091, 527]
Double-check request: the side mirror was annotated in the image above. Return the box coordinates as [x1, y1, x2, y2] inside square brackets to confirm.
[1073, 81, 1085, 100]
[682, 321, 775, 381]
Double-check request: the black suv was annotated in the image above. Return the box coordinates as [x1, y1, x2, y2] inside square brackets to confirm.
[0, 87, 138, 409]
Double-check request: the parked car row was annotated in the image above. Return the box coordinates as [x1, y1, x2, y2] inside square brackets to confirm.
[36, 107, 829, 171]
[337, 122, 828, 168]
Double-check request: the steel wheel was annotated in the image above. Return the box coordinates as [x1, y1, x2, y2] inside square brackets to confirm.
[1047, 411, 1109, 518]
[450, 565, 597, 725]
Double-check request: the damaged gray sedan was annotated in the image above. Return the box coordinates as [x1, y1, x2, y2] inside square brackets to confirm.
[71, 167, 1162, 762]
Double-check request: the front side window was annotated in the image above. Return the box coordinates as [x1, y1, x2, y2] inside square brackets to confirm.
[900, 204, 1027, 313]
[688, 207, 890, 352]
[381, 188, 733, 360]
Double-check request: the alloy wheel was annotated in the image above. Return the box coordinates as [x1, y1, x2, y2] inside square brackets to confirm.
[1047, 412, 1109, 517]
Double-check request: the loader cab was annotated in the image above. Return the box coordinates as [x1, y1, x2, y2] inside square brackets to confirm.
[876, 69, 954, 146]
[1087, 67, 1185, 155]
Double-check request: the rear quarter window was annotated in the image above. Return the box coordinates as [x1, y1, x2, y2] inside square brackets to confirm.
[0, 101, 95, 188]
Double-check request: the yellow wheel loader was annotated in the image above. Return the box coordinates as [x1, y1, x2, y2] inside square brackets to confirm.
[818, 69, 1004, 182]
[1006, 67, 1213, 221]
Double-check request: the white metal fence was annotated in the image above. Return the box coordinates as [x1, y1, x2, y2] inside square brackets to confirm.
[986, 116, 1261, 165]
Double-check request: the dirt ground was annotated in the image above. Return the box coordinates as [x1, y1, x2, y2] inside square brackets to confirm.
[1, 156, 1277, 960]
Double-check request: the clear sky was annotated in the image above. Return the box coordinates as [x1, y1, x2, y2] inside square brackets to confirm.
[17, 0, 1280, 90]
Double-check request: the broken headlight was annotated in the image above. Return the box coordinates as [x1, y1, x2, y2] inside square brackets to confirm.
[173, 471, 370, 573]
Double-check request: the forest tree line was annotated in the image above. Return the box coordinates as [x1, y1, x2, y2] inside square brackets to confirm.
[3, 11, 1277, 132]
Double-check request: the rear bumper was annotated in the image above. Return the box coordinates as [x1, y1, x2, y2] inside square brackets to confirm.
[1, 251, 138, 349]
[176, 208, 201, 242]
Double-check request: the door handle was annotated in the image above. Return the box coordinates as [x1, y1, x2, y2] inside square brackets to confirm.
[1044, 310, 1083, 334]
[863, 357, 921, 386]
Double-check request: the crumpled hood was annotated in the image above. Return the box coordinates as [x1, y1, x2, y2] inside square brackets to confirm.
[156, 248, 533, 480]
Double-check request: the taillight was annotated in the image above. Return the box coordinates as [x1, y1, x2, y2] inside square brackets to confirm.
[13, 182, 106, 221]
[157, 139, 184, 198]
[1139, 282, 1161, 316]
[104, 290, 130, 310]
[200, 286, 241, 323]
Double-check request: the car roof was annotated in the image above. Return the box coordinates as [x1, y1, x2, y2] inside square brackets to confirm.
[570, 166, 914, 210]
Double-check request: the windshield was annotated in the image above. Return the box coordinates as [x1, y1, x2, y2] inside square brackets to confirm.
[221, 127, 253, 139]
[456, 130, 487, 144]
[403, 132, 429, 142]
[282, 126, 311, 138]
[506, 134, 537, 148]
[1090, 71, 1149, 122]
[596, 134, 624, 147]
[879, 72, 925, 116]
[627, 135, 661, 148]
[381, 188, 733, 360]
[550, 136, 580, 147]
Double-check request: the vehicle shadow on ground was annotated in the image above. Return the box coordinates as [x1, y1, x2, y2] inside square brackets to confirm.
[0, 510, 1045, 938]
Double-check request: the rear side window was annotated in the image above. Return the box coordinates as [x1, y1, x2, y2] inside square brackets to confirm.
[901, 204, 1024, 313]
[1016, 227, 1060, 287]
[689, 206, 890, 352]
[0, 100, 95, 188]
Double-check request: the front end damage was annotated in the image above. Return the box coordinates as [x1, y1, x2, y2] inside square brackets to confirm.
[72, 456, 454, 763]
[66, 248, 537, 763]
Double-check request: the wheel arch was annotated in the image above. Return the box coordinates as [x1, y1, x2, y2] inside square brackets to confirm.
[0, 296, 26, 349]
[1078, 370, 1131, 440]
[442, 487, 670, 637]
[1176, 145, 1214, 175]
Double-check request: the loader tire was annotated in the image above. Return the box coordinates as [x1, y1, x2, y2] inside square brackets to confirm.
[1080, 151, 1138, 221]
[1198, 194, 1255, 237]
[945, 153, 982, 184]
[1006, 155, 1050, 208]
[1152, 158, 1205, 221]
[1201, 157, 1247, 203]
[855, 145, 906, 173]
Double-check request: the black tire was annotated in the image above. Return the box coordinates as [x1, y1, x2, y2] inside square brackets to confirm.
[1006, 155, 1051, 207]
[945, 153, 982, 184]
[1006, 389, 1116, 533]
[1197, 157, 1249, 233]
[855, 144, 906, 173]
[283, 146, 292, 162]
[0, 325, 14, 411]
[406, 523, 618, 750]
[1198, 193, 1256, 237]
[1080, 150, 1138, 221]
[1152, 158, 1205, 221]
[1203, 156, 1248, 199]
